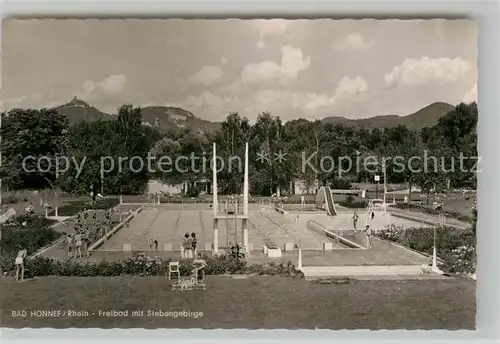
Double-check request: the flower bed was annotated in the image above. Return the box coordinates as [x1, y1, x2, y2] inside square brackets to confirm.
[18, 253, 301, 278]
[375, 224, 476, 274]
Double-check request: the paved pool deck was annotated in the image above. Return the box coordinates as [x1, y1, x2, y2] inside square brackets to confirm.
[37, 204, 429, 267]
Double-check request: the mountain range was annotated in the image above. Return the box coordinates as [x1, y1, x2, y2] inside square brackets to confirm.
[321, 102, 454, 130]
[55, 97, 219, 134]
[54, 97, 454, 134]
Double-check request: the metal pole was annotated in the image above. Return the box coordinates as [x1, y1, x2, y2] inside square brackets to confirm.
[54, 187, 58, 217]
[383, 160, 387, 214]
[234, 201, 238, 245]
[226, 203, 229, 248]
[0, 112, 2, 276]
[432, 225, 437, 269]
[0, 111, 2, 206]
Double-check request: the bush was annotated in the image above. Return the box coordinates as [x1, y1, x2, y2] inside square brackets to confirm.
[0, 215, 61, 273]
[245, 260, 302, 278]
[338, 195, 368, 208]
[376, 224, 402, 242]
[328, 179, 352, 190]
[440, 245, 476, 274]
[2, 191, 29, 204]
[19, 252, 300, 278]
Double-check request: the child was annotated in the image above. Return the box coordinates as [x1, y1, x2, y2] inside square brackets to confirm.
[153, 239, 158, 251]
[191, 233, 197, 256]
[66, 234, 74, 259]
[365, 225, 372, 249]
[193, 254, 207, 282]
[75, 233, 83, 258]
[15, 249, 27, 281]
[353, 211, 359, 231]
[82, 230, 90, 258]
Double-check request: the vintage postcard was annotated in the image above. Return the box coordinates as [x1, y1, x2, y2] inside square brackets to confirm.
[1, 19, 477, 329]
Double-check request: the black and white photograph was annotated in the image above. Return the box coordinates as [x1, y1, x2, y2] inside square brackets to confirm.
[0, 18, 477, 330]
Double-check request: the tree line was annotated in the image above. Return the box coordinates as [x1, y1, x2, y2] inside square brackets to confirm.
[0, 102, 477, 198]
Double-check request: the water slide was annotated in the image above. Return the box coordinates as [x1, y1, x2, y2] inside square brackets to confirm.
[315, 186, 337, 216]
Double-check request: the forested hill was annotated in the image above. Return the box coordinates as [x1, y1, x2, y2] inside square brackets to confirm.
[51, 97, 453, 132]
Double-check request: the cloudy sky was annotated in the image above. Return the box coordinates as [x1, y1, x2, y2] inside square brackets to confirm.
[2, 19, 477, 122]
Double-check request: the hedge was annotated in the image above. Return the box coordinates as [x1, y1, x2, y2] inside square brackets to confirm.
[393, 203, 473, 222]
[15, 253, 302, 278]
[48, 197, 120, 216]
[339, 195, 368, 209]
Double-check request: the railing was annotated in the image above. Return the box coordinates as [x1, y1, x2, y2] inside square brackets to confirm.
[216, 202, 244, 215]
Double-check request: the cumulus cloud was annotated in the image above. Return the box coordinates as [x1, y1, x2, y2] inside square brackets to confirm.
[79, 73, 127, 99]
[302, 75, 368, 110]
[463, 83, 477, 103]
[180, 74, 368, 121]
[224, 80, 243, 94]
[179, 91, 240, 121]
[187, 65, 224, 86]
[240, 46, 311, 84]
[1, 92, 43, 110]
[184, 91, 238, 109]
[253, 19, 289, 49]
[254, 75, 369, 112]
[254, 19, 288, 38]
[334, 76, 368, 99]
[384, 57, 472, 87]
[333, 33, 374, 51]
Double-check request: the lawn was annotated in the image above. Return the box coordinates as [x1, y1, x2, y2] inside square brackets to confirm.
[1, 276, 475, 329]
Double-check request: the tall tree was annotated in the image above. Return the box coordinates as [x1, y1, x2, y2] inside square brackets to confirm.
[0, 108, 69, 189]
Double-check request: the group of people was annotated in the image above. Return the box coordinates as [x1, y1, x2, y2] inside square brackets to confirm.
[66, 232, 90, 259]
[149, 239, 159, 251]
[24, 202, 35, 215]
[181, 232, 198, 259]
[65, 210, 112, 259]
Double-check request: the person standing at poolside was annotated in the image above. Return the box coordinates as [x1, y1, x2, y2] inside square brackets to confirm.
[75, 232, 83, 258]
[66, 234, 74, 259]
[352, 211, 359, 231]
[82, 230, 90, 258]
[15, 249, 27, 281]
[365, 225, 372, 249]
[182, 233, 192, 259]
[191, 233, 197, 256]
